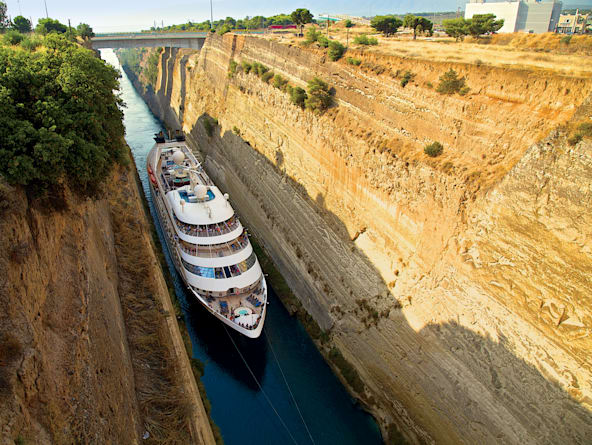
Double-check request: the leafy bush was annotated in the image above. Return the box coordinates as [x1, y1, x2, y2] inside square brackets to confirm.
[317, 35, 330, 48]
[347, 57, 361, 66]
[0, 35, 125, 195]
[436, 69, 466, 95]
[305, 27, 322, 44]
[3, 30, 24, 45]
[20, 36, 43, 51]
[305, 77, 333, 114]
[561, 35, 572, 45]
[354, 34, 378, 45]
[228, 59, 238, 77]
[578, 122, 592, 137]
[232, 126, 240, 135]
[400, 71, 414, 88]
[261, 70, 274, 83]
[425, 81, 433, 89]
[328, 40, 345, 61]
[272, 74, 288, 90]
[424, 142, 444, 157]
[568, 133, 582, 146]
[252, 62, 269, 77]
[287, 85, 307, 108]
[241, 60, 252, 74]
[217, 24, 232, 35]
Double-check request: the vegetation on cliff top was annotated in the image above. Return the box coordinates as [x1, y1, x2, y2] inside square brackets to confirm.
[0, 34, 125, 196]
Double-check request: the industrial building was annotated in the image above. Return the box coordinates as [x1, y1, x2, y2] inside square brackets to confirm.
[465, 0, 562, 33]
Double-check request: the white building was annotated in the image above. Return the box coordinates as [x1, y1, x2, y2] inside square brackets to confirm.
[465, 0, 562, 33]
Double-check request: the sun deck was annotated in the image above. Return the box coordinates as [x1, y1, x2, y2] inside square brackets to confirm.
[191, 279, 267, 331]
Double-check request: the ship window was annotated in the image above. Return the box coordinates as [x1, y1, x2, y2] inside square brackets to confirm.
[182, 253, 257, 279]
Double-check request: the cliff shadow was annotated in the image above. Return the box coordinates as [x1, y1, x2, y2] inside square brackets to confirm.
[183, 117, 592, 444]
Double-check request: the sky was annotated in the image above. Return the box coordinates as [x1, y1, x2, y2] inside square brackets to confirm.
[3, 0, 592, 33]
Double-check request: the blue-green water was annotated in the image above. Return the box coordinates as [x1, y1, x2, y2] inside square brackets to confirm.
[101, 49, 382, 445]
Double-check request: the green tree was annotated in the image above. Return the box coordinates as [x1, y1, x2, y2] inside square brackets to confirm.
[466, 14, 504, 38]
[290, 8, 313, 36]
[0, 35, 125, 195]
[0, 1, 8, 30]
[442, 18, 469, 41]
[12, 15, 32, 33]
[305, 77, 333, 113]
[36, 18, 68, 35]
[436, 69, 466, 94]
[344, 19, 353, 28]
[287, 86, 307, 108]
[402, 15, 433, 40]
[370, 15, 403, 37]
[76, 23, 94, 39]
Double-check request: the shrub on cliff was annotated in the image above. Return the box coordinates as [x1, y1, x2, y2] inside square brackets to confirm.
[424, 142, 444, 157]
[436, 69, 466, 95]
[578, 122, 592, 138]
[287, 85, 308, 108]
[328, 40, 345, 61]
[400, 70, 414, 88]
[0, 34, 125, 196]
[568, 133, 582, 146]
[317, 35, 330, 48]
[241, 60, 252, 74]
[305, 77, 333, 114]
[347, 57, 361, 66]
[228, 59, 238, 77]
[272, 74, 289, 91]
[261, 70, 274, 83]
[203, 117, 217, 138]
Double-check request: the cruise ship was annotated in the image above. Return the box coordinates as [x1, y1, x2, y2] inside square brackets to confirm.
[147, 131, 267, 338]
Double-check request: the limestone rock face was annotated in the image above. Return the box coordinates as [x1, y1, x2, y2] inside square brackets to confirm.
[0, 183, 143, 444]
[129, 35, 592, 444]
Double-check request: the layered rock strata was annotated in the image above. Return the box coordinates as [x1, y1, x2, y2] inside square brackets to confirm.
[125, 35, 592, 445]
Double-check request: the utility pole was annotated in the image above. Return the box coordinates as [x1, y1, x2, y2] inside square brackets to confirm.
[17, 0, 22, 15]
[43, 0, 49, 18]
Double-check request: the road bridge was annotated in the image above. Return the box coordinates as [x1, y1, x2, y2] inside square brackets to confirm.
[91, 32, 208, 49]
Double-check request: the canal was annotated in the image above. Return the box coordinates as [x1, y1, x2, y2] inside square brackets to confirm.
[101, 49, 382, 445]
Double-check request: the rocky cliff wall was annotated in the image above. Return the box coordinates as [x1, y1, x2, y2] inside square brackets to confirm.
[0, 161, 215, 444]
[128, 35, 592, 445]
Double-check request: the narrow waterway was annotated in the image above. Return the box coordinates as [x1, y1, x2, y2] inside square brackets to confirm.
[102, 49, 382, 445]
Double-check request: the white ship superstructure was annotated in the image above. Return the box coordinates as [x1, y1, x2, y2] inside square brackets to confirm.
[147, 132, 267, 338]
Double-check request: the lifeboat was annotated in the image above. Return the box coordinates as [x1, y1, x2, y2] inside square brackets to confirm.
[149, 173, 157, 185]
[147, 165, 153, 175]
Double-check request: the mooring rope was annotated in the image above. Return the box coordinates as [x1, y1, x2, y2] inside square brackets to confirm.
[223, 325, 300, 445]
[264, 330, 316, 445]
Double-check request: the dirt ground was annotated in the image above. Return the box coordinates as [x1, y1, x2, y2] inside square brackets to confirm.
[263, 24, 592, 77]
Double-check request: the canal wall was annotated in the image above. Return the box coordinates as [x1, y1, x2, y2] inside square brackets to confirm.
[124, 35, 592, 445]
[0, 157, 215, 444]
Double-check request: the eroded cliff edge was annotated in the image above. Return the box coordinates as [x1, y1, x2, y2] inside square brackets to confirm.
[0, 160, 215, 444]
[125, 35, 592, 444]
